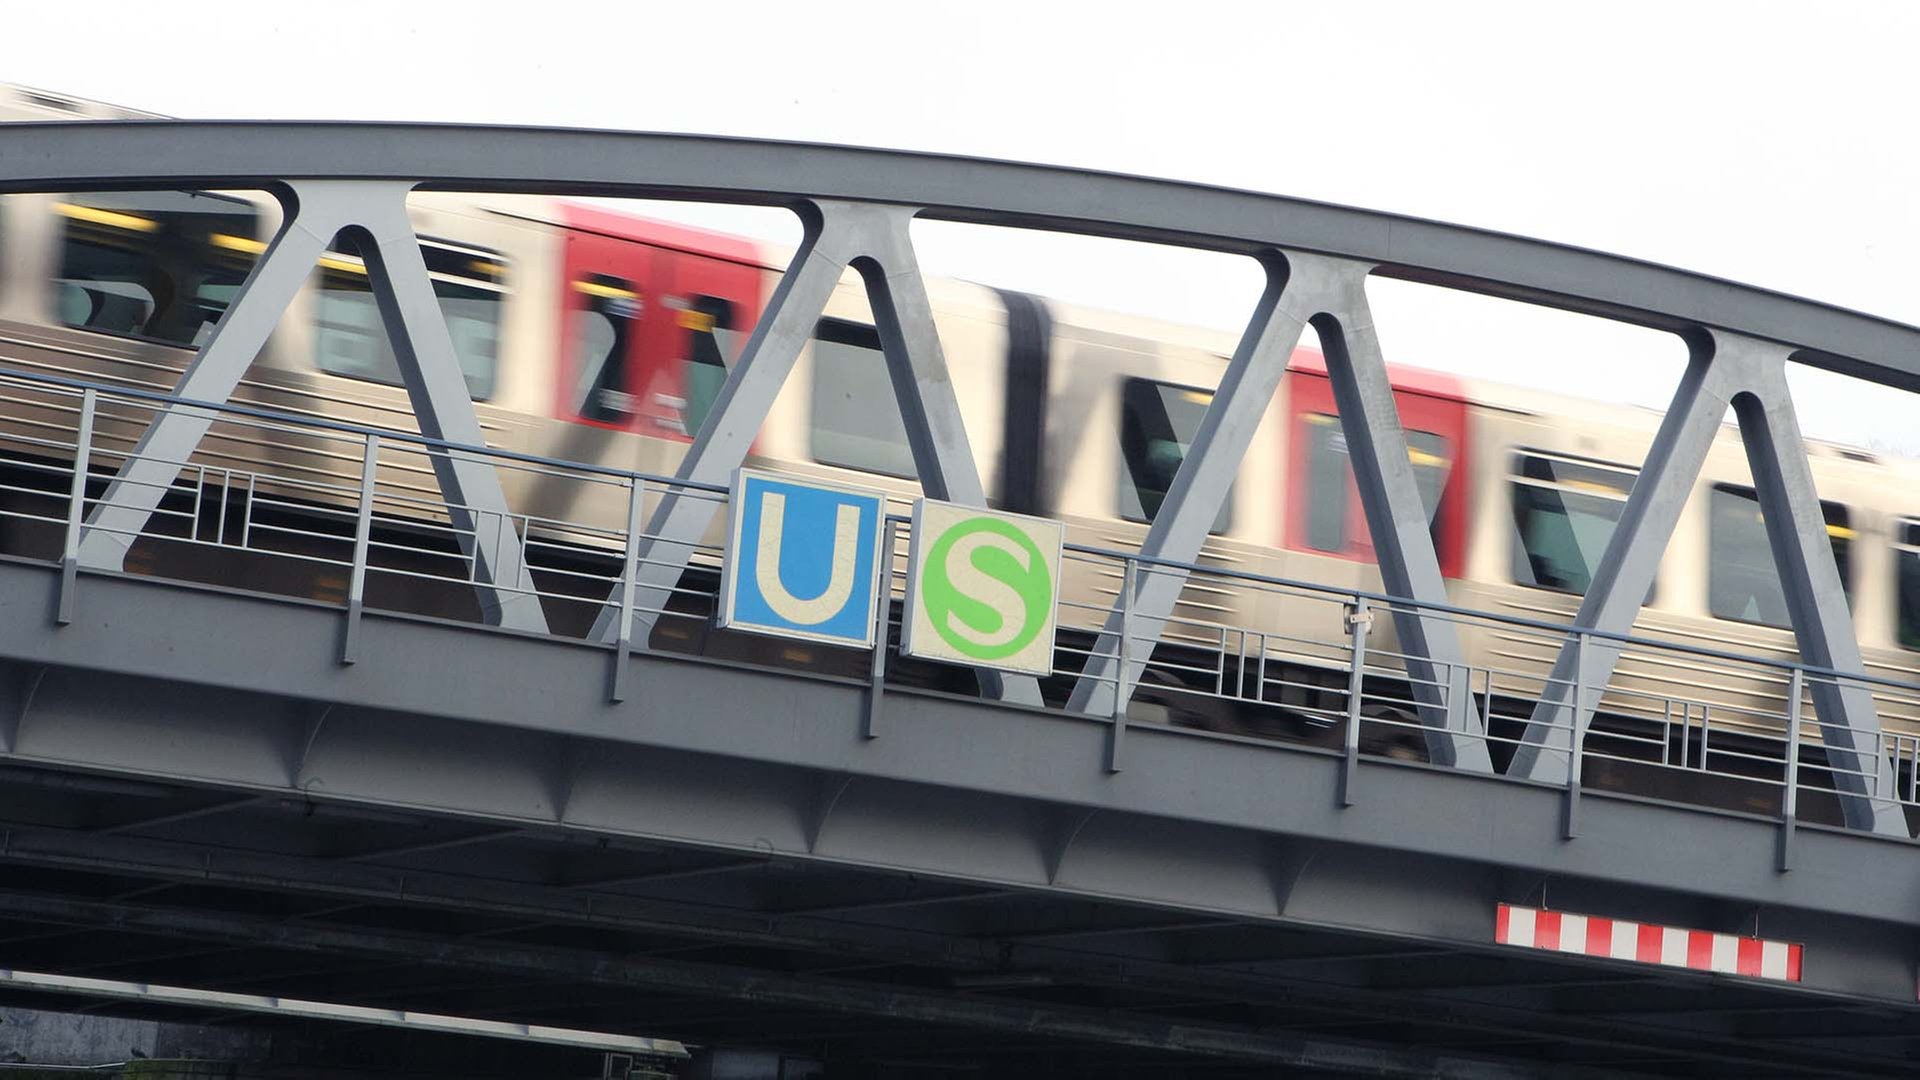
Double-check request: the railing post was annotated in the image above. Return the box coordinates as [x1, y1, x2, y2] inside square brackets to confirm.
[1564, 631, 1588, 839]
[1107, 558, 1135, 774]
[1779, 666, 1803, 871]
[56, 388, 97, 626]
[1339, 597, 1370, 807]
[609, 476, 645, 703]
[340, 434, 379, 665]
[1909, 733, 1918, 805]
[864, 516, 897, 739]
[1214, 624, 1228, 697]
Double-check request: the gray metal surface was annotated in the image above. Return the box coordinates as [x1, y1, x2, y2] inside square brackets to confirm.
[5, 746, 1915, 1078]
[1067, 253, 1488, 770]
[1, 547, 1918, 1073]
[2, 563, 1917, 953]
[70, 180, 546, 632]
[8, 121, 1920, 391]
[0, 967, 687, 1054]
[1507, 332, 1901, 835]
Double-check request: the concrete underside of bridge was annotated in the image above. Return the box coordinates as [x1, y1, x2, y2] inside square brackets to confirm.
[1, 558, 1918, 1077]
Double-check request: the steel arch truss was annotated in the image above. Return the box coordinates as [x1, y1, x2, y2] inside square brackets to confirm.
[1, 120, 1914, 834]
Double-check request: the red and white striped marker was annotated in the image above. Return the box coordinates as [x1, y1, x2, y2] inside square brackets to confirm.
[1495, 903, 1801, 983]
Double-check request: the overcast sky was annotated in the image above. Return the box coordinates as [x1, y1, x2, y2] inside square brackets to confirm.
[10, 1, 1920, 451]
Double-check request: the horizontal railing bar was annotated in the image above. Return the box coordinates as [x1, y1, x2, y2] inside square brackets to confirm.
[0, 366, 730, 494]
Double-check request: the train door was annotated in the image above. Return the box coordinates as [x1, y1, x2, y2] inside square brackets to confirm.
[643, 249, 762, 448]
[555, 225, 653, 434]
[1282, 356, 1471, 583]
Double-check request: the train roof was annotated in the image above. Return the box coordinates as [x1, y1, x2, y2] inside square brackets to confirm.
[557, 201, 764, 267]
[1444, 362, 1900, 470]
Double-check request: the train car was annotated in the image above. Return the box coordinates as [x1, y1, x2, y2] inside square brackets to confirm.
[4, 84, 1916, 810]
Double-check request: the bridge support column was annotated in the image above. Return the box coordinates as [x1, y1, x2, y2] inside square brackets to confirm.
[587, 201, 1039, 704]
[1508, 333, 1904, 836]
[1068, 253, 1490, 772]
[73, 180, 547, 634]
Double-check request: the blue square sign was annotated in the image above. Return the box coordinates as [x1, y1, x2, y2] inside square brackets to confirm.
[718, 468, 887, 647]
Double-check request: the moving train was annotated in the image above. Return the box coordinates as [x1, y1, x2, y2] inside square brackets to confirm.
[5, 85, 1918, 802]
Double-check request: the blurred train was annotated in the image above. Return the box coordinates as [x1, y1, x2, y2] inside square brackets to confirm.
[5, 84, 1919, 800]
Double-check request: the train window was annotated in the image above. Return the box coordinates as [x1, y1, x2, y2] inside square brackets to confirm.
[568, 274, 640, 423]
[52, 191, 260, 347]
[1300, 413, 1451, 558]
[678, 295, 737, 438]
[1897, 520, 1920, 650]
[1118, 378, 1230, 532]
[313, 234, 504, 401]
[809, 318, 915, 479]
[1708, 484, 1851, 628]
[1509, 452, 1638, 595]
[1302, 414, 1349, 550]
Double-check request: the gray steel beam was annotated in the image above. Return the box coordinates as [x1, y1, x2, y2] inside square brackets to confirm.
[93, 793, 268, 835]
[71, 180, 545, 633]
[1307, 261, 1489, 770]
[74, 182, 346, 572]
[11, 563, 1920, 950]
[10, 122, 1920, 395]
[1069, 253, 1488, 770]
[0, 887, 1699, 1080]
[585, 201, 1037, 703]
[0, 880, 1889, 1078]
[1732, 346, 1903, 835]
[1506, 334, 1903, 836]
[850, 204, 1040, 705]
[0, 967, 684, 1054]
[583, 200, 842, 649]
[1066, 253, 1298, 718]
[1507, 340, 1740, 782]
[349, 191, 546, 633]
[0, 823, 1908, 1075]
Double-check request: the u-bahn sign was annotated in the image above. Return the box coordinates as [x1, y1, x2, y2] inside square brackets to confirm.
[718, 468, 886, 647]
[902, 499, 1064, 676]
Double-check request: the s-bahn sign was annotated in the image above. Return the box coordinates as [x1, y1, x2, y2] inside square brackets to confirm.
[718, 468, 886, 647]
[901, 499, 1064, 676]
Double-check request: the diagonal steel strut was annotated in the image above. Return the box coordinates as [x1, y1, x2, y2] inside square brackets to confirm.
[73, 181, 547, 634]
[1507, 333, 1904, 835]
[588, 201, 1040, 705]
[1068, 253, 1491, 772]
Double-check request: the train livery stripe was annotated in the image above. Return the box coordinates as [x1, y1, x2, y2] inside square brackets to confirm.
[1494, 903, 1802, 983]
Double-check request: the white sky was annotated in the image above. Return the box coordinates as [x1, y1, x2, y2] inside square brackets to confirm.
[10, 0, 1920, 451]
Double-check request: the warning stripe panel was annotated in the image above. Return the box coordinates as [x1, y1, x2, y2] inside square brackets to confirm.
[1494, 903, 1801, 983]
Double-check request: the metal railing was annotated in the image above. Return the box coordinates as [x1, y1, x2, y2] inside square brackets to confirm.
[0, 364, 1915, 851]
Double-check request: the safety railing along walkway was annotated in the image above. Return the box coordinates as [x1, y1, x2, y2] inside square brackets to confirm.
[0, 364, 1912, 856]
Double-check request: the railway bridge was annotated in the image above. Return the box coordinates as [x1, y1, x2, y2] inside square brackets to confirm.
[1, 120, 1919, 1077]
